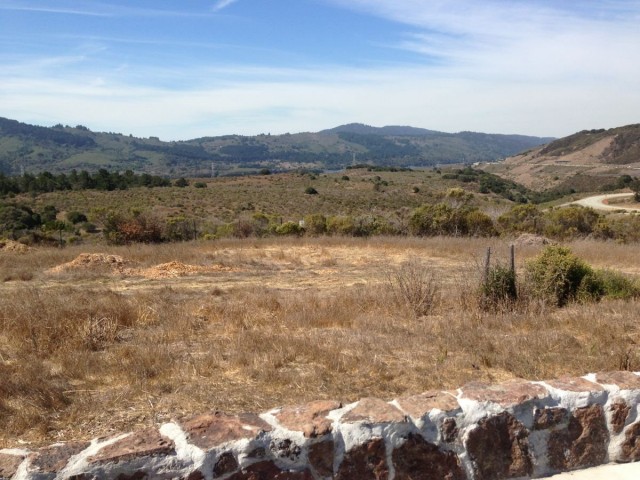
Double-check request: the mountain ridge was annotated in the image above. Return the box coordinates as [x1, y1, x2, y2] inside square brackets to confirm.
[0, 116, 552, 177]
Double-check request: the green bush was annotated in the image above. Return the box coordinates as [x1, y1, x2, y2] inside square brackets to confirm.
[591, 269, 640, 300]
[275, 221, 304, 236]
[303, 214, 327, 236]
[525, 246, 594, 306]
[66, 210, 88, 224]
[480, 264, 517, 310]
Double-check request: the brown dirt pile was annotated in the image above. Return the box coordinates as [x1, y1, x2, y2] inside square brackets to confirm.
[513, 234, 556, 247]
[0, 239, 30, 253]
[48, 253, 129, 273]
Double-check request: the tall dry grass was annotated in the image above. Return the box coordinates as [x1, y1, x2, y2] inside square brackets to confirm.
[0, 237, 639, 447]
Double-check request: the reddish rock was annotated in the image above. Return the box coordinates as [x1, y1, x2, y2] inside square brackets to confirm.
[546, 377, 603, 393]
[336, 438, 388, 480]
[28, 442, 90, 474]
[595, 371, 640, 390]
[227, 461, 313, 479]
[0, 453, 24, 479]
[308, 440, 334, 477]
[460, 379, 548, 407]
[620, 422, 640, 462]
[275, 400, 341, 438]
[533, 407, 568, 430]
[393, 433, 466, 480]
[180, 411, 272, 450]
[441, 418, 459, 443]
[610, 401, 631, 434]
[466, 412, 532, 480]
[548, 405, 609, 471]
[342, 398, 406, 424]
[213, 452, 239, 477]
[185, 470, 205, 480]
[115, 473, 147, 480]
[396, 391, 460, 419]
[88, 428, 175, 464]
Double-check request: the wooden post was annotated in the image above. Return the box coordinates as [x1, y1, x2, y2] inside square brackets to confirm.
[484, 247, 491, 282]
[510, 244, 515, 274]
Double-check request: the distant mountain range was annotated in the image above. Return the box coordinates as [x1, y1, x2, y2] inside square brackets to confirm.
[0, 117, 554, 177]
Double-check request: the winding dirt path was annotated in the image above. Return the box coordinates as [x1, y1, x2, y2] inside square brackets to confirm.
[570, 192, 640, 212]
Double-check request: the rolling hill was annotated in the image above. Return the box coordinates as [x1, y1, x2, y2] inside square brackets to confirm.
[485, 124, 640, 191]
[0, 117, 552, 177]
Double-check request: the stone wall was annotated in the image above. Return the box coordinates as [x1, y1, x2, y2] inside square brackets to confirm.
[1, 371, 639, 480]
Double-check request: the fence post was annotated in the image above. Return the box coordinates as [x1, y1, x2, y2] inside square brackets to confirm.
[510, 244, 515, 274]
[484, 247, 491, 282]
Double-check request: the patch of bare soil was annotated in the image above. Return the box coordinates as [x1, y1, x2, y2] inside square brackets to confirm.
[0, 239, 30, 253]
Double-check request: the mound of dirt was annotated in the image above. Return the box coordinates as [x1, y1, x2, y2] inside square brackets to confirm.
[0, 239, 30, 253]
[48, 253, 129, 274]
[136, 261, 208, 279]
[513, 233, 556, 247]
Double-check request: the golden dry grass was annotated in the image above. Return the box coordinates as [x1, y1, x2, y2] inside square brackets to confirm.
[1, 236, 639, 448]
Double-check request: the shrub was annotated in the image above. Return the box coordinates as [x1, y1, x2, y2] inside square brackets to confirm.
[275, 221, 304, 236]
[525, 246, 594, 307]
[66, 211, 88, 224]
[304, 186, 318, 195]
[480, 263, 517, 310]
[194, 182, 207, 188]
[591, 269, 640, 300]
[174, 177, 189, 187]
[388, 259, 439, 317]
[303, 214, 327, 236]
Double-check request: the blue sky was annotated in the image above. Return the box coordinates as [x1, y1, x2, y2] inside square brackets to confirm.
[1, 0, 639, 140]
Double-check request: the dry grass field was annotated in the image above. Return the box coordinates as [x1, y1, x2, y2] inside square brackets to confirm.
[1, 236, 639, 448]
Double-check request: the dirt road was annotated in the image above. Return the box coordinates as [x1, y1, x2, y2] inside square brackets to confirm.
[570, 192, 639, 212]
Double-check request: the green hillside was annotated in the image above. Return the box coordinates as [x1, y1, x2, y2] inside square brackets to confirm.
[0, 117, 553, 177]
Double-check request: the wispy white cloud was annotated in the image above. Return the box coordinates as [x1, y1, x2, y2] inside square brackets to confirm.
[212, 0, 238, 13]
[2, 0, 639, 139]
[0, 0, 212, 18]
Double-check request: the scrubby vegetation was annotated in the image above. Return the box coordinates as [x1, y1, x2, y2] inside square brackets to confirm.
[1, 237, 639, 448]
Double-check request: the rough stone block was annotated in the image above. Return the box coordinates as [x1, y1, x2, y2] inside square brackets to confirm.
[180, 411, 272, 450]
[227, 461, 313, 479]
[460, 379, 548, 407]
[610, 401, 631, 434]
[342, 398, 406, 424]
[548, 404, 609, 471]
[213, 451, 239, 477]
[395, 391, 460, 419]
[441, 418, 459, 443]
[533, 407, 568, 430]
[88, 428, 175, 465]
[308, 440, 334, 477]
[274, 400, 341, 438]
[336, 438, 388, 480]
[392, 433, 466, 480]
[466, 412, 532, 480]
[546, 377, 603, 393]
[0, 453, 24, 479]
[28, 442, 90, 475]
[595, 371, 640, 390]
[620, 422, 640, 462]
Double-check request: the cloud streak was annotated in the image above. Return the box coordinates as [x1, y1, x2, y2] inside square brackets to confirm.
[212, 0, 239, 13]
[1, 0, 639, 140]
